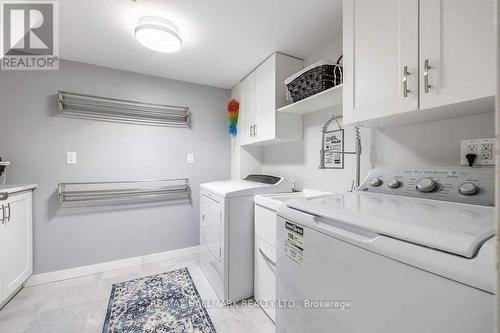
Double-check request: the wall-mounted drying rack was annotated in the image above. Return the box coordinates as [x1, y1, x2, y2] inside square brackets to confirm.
[57, 91, 191, 127]
[57, 179, 190, 206]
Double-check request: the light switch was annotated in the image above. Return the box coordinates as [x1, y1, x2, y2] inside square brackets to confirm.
[187, 153, 194, 164]
[67, 152, 77, 165]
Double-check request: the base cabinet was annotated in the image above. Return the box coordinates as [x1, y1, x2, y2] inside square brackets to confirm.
[0, 191, 33, 308]
[254, 203, 278, 323]
[254, 236, 276, 323]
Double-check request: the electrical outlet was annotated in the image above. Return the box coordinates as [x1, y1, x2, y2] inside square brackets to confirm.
[460, 138, 495, 166]
[480, 152, 492, 160]
[480, 143, 493, 153]
[466, 144, 477, 154]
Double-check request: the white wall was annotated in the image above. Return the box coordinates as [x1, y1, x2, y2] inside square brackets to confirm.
[257, 38, 495, 192]
[302, 37, 342, 67]
[261, 111, 494, 192]
[0, 60, 230, 273]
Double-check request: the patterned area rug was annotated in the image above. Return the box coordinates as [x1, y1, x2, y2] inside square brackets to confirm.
[102, 268, 217, 333]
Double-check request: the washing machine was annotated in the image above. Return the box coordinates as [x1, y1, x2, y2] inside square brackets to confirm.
[199, 174, 292, 302]
[276, 168, 495, 333]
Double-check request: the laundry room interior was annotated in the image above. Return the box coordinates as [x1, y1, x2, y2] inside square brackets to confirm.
[0, 0, 498, 333]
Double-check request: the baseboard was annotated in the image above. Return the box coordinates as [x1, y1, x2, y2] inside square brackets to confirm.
[25, 245, 200, 287]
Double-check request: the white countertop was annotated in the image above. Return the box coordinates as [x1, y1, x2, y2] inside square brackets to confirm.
[0, 184, 38, 194]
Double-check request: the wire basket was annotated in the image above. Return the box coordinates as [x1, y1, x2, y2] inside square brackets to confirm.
[285, 56, 343, 103]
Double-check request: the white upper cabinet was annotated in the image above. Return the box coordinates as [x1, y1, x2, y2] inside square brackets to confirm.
[343, 0, 495, 127]
[238, 53, 303, 146]
[343, 0, 419, 124]
[254, 56, 276, 142]
[240, 73, 255, 145]
[419, 0, 495, 110]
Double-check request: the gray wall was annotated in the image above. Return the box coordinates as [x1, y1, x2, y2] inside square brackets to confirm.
[0, 60, 230, 274]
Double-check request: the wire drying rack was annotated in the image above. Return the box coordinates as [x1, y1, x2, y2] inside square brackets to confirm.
[57, 178, 190, 206]
[57, 91, 191, 127]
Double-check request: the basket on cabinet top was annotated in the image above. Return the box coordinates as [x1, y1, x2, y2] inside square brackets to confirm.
[285, 56, 343, 103]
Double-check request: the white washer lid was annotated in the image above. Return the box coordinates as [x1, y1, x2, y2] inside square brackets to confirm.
[287, 192, 495, 258]
[201, 180, 266, 196]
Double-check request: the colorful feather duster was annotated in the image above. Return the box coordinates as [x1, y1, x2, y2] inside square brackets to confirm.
[227, 99, 239, 136]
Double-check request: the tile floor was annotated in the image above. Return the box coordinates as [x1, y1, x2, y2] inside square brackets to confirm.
[0, 254, 275, 333]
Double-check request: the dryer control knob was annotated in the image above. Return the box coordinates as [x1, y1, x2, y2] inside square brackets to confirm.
[370, 177, 383, 187]
[416, 178, 437, 193]
[459, 182, 479, 196]
[387, 178, 401, 189]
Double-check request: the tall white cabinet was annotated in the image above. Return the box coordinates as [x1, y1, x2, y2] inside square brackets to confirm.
[343, 0, 495, 127]
[230, 52, 304, 179]
[240, 73, 255, 145]
[239, 53, 303, 146]
[0, 189, 34, 308]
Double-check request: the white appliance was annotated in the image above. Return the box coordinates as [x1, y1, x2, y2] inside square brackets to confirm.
[199, 174, 292, 302]
[253, 190, 330, 323]
[276, 168, 495, 333]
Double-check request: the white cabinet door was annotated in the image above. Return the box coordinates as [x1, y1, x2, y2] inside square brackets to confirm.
[254, 204, 277, 247]
[419, 0, 495, 110]
[200, 194, 223, 262]
[254, 236, 276, 323]
[0, 192, 32, 301]
[254, 55, 276, 142]
[343, 0, 419, 124]
[240, 73, 255, 145]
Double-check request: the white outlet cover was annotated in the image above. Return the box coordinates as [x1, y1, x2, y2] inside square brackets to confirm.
[187, 153, 194, 164]
[66, 152, 77, 165]
[460, 138, 495, 166]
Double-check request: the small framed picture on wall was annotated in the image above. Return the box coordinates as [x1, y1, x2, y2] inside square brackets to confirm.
[323, 129, 344, 169]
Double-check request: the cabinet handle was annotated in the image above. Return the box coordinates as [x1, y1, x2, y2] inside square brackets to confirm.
[1, 205, 5, 225]
[424, 59, 432, 93]
[259, 248, 276, 268]
[253, 125, 257, 137]
[402, 66, 410, 97]
[249, 125, 253, 137]
[6, 203, 11, 223]
[0, 192, 8, 201]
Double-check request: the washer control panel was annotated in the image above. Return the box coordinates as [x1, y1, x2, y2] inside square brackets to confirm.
[358, 168, 495, 206]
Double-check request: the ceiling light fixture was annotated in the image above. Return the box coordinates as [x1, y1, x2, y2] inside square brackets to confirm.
[135, 16, 182, 53]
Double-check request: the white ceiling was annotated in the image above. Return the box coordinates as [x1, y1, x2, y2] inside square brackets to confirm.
[60, 0, 342, 89]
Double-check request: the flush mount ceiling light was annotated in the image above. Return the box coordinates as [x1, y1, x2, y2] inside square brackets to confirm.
[135, 16, 182, 53]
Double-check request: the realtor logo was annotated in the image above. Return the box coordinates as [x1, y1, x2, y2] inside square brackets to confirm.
[1, 1, 58, 70]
